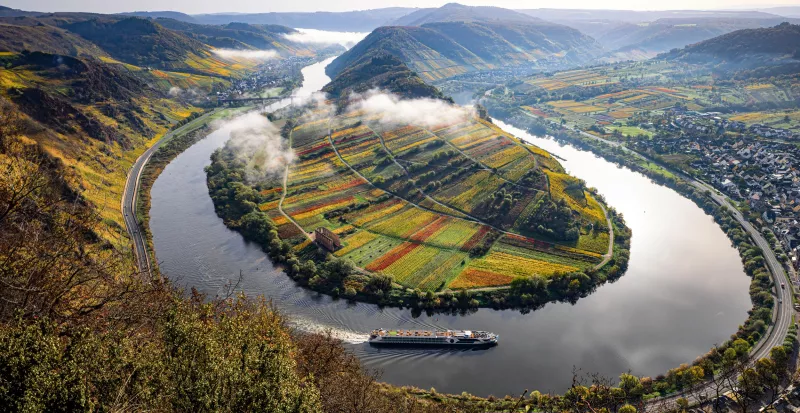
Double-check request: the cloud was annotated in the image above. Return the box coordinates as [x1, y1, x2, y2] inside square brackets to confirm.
[283, 28, 368, 49]
[168, 86, 202, 99]
[213, 111, 294, 182]
[212, 49, 279, 60]
[347, 90, 473, 128]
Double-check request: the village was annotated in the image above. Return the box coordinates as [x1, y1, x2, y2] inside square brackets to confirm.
[629, 110, 800, 272]
[215, 55, 315, 103]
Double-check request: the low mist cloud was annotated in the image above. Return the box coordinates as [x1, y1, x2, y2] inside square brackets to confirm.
[168, 86, 201, 98]
[213, 111, 294, 182]
[348, 91, 472, 128]
[212, 49, 279, 60]
[283, 28, 368, 49]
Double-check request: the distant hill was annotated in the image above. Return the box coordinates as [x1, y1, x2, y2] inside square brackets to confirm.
[58, 17, 233, 73]
[392, 3, 538, 26]
[550, 16, 799, 61]
[328, 4, 602, 83]
[0, 22, 109, 57]
[665, 22, 800, 73]
[760, 7, 800, 18]
[0, 5, 40, 17]
[517, 8, 783, 23]
[323, 53, 445, 100]
[120, 11, 198, 23]
[192, 8, 416, 32]
[152, 19, 318, 55]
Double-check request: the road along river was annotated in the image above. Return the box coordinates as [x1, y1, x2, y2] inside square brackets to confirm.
[149, 58, 752, 396]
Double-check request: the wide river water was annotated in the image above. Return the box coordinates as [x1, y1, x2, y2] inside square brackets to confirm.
[150, 57, 751, 396]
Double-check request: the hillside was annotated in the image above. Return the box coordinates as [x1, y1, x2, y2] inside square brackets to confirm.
[153, 19, 317, 56]
[0, 50, 201, 238]
[0, 12, 321, 238]
[666, 22, 800, 70]
[62, 17, 222, 71]
[323, 54, 445, 100]
[327, 6, 602, 83]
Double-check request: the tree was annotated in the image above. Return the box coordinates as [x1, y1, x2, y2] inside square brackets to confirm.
[366, 274, 392, 294]
[756, 357, 780, 403]
[619, 404, 637, 413]
[618, 373, 644, 403]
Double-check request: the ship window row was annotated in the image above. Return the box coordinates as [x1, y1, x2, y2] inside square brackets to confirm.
[385, 338, 443, 343]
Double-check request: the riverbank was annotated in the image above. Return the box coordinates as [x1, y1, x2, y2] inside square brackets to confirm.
[136, 113, 218, 268]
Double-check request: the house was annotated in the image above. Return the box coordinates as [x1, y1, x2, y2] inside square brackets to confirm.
[314, 227, 342, 252]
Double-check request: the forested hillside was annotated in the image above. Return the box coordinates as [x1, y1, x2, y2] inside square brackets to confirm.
[667, 22, 800, 63]
[327, 5, 602, 83]
[0, 14, 271, 238]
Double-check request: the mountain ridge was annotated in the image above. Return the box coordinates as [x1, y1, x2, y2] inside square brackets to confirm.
[327, 4, 602, 84]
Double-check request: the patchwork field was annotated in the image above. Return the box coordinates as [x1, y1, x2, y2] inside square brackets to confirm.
[255, 108, 611, 292]
[512, 59, 800, 136]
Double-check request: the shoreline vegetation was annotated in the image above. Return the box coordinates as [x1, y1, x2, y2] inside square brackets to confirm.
[204, 108, 632, 314]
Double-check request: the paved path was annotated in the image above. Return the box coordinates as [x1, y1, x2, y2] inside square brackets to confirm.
[278, 129, 312, 242]
[121, 110, 219, 276]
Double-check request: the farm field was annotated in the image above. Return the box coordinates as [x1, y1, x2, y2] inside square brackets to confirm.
[511, 59, 800, 137]
[254, 108, 612, 291]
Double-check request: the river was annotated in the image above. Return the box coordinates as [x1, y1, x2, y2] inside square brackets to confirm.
[149, 57, 751, 397]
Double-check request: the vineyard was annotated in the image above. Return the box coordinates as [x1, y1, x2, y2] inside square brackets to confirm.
[254, 108, 611, 292]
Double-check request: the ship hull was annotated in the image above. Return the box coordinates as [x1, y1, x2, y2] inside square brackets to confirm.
[368, 340, 497, 348]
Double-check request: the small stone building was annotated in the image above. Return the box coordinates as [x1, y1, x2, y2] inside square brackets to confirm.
[314, 227, 342, 252]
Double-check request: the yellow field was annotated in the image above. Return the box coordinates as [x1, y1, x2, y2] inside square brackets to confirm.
[745, 83, 775, 90]
[335, 231, 379, 257]
[468, 252, 578, 278]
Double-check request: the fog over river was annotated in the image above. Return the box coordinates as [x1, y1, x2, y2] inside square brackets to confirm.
[150, 54, 751, 396]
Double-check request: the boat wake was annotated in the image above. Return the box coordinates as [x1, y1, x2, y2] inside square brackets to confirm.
[288, 316, 370, 344]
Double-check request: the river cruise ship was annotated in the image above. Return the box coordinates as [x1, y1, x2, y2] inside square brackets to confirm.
[368, 328, 498, 347]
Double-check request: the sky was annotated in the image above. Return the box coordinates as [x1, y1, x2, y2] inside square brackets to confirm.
[5, 0, 800, 14]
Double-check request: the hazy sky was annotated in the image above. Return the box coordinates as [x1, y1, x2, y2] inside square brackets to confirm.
[5, 0, 800, 14]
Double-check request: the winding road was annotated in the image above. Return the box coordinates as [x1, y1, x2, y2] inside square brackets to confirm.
[523, 112, 793, 406]
[121, 110, 219, 276]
